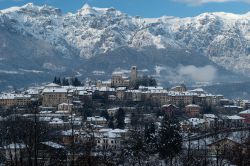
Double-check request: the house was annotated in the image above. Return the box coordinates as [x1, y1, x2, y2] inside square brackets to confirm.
[57, 103, 73, 114]
[42, 83, 68, 107]
[239, 109, 250, 125]
[161, 104, 178, 117]
[207, 138, 243, 156]
[168, 91, 196, 106]
[49, 118, 67, 129]
[224, 115, 245, 128]
[188, 118, 206, 131]
[87, 116, 107, 126]
[0, 93, 31, 108]
[239, 100, 250, 109]
[185, 104, 201, 117]
[108, 95, 116, 101]
[116, 87, 126, 100]
[203, 114, 218, 128]
[170, 85, 187, 92]
[125, 90, 142, 102]
[223, 105, 243, 114]
[96, 129, 128, 150]
[2, 143, 28, 165]
[38, 141, 67, 165]
[107, 107, 119, 116]
[111, 72, 130, 88]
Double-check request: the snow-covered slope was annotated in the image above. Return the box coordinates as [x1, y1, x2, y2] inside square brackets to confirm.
[1, 3, 250, 75]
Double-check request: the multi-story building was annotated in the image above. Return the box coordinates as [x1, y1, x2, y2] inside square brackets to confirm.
[42, 83, 68, 107]
[170, 85, 187, 92]
[96, 129, 128, 150]
[239, 110, 250, 124]
[87, 116, 107, 126]
[111, 66, 138, 88]
[168, 91, 196, 106]
[57, 103, 73, 113]
[0, 93, 31, 108]
[111, 72, 130, 88]
[185, 104, 201, 117]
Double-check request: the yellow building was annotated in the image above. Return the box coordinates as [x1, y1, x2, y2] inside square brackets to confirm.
[42, 83, 68, 107]
[0, 93, 31, 108]
[111, 72, 130, 87]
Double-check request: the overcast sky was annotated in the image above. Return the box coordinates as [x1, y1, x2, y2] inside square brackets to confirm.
[0, 0, 250, 17]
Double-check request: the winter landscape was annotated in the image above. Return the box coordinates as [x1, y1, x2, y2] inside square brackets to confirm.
[0, 0, 249, 165]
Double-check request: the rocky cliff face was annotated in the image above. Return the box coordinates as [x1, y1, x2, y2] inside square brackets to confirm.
[0, 3, 249, 89]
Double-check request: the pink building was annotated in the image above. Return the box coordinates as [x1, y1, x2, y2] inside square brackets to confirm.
[239, 110, 250, 124]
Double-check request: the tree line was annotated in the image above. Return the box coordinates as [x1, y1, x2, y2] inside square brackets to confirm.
[53, 76, 82, 86]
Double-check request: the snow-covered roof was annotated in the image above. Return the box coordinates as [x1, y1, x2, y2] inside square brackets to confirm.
[39, 111, 52, 114]
[190, 88, 204, 92]
[224, 105, 243, 109]
[49, 118, 64, 124]
[3, 143, 27, 149]
[97, 128, 128, 138]
[0, 93, 31, 99]
[41, 141, 65, 149]
[239, 109, 250, 114]
[43, 87, 67, 93]
[162, 104, 178, 108]
[102, 80, 111, 84]
[25, 88, 40, 95]
[203, 114, 217, 119]
[107, 107, 119, 111]
[87, 116, 107, 122]
[188, 118, 206, 126]
[45, 83, 60, 87]
[58, 103, 73, 106]
[186, 104, 200, 108]
[168, 91, 197, 96]
[226, 115, 245, 120]
[98, 87, 115, 92]
[117, 87, 127, 91]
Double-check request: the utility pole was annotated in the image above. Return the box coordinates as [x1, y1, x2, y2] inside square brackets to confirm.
[34, 103, 38, 166]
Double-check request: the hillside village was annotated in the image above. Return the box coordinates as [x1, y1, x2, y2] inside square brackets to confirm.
[0, 66, 249, 165]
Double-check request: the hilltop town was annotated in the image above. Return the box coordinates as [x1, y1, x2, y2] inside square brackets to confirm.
[0, 66, 249, 165]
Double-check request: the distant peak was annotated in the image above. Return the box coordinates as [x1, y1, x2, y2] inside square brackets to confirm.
[78, 3, 97, 15]
[81, 3, 91, 10]
[22, 3, 34, 8]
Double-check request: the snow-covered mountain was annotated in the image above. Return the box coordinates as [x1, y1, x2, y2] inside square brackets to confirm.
[0, 3, 250, 90]
[1, 3, 250, 74]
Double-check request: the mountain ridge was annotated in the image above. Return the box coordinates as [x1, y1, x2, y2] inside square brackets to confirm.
[1, 3, 250, 74]
[0, 3, 249, 92]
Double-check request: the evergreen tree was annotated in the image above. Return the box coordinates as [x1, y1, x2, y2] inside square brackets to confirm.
[115, 108, 125, 129]
[72, 77, 81, 86]
[53, 76, 57, 84]
[108, 116, 115, 129]
[130, 112, 140, 128]
[56, 77, 61, 85]
[144, 122, 157, 154]
[158, 115, 182, 165]
[129, 75, 157, 89]
[62, 77, 69, 86]
[83, 108, 92, 120]
[126, 129, 148, 165]
[100, 110, 110, 121]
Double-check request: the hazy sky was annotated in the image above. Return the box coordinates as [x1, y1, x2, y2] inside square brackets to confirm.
[0, 0, 250, 18]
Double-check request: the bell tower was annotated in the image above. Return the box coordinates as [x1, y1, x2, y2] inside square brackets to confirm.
[130, 66, 137, 81]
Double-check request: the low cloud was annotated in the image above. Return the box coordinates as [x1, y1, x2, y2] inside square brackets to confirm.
[173, 0, 250, 6]
[178, 65, 217, 82]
